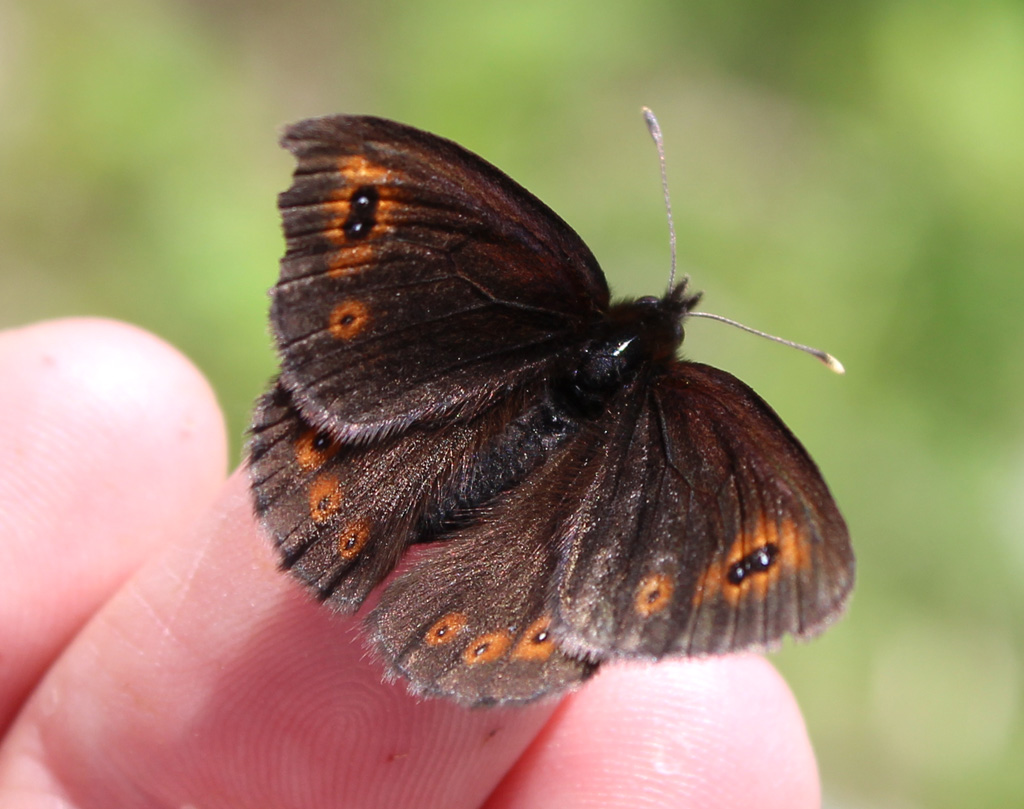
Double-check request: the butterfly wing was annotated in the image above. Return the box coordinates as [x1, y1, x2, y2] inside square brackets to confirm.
[368, 432, 600, 706]
[249, 380, 543, 611]
[553, 362, 854, 659]
[273, 115, 609, 441]
[367, 360, 852, 703]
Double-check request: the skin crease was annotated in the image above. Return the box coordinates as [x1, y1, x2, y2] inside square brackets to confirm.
[0, 318, 820, 809]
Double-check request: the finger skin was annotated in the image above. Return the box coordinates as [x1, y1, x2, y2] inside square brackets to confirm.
[0, 318, 227, 732]
[487, 656, 820, 809]
[0, 473, 557, 808]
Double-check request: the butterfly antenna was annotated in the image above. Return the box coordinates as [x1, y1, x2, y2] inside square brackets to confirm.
[643, 107, 678, 294]
[689, 310, 846, 373]
[642, 107, 842, 375]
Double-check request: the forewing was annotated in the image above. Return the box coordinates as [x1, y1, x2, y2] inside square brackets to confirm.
[554, 362, 854, 658]
[273, 115, 609, 440]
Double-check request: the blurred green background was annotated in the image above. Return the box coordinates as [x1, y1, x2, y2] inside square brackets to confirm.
[2, 0, 1022, 806]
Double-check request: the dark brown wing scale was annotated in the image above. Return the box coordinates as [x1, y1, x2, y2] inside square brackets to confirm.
[250, 378, 578, 613]
[553, 362, 854, 660]
[273, 115, 608, 441]
[367, 441, 603, 704]
[249, 114, 854, 706]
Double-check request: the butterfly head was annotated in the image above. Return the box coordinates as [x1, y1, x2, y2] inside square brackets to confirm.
[567, 279, 702, 416]
[608, 277, 702, 358]
[663, 275, 704, 319]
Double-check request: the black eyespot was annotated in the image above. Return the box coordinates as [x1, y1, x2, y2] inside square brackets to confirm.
[749, 544, 778, 572]
[342, 185, 380, 240]
[727, 543, 780, 585]
[352, 191, 375, 213]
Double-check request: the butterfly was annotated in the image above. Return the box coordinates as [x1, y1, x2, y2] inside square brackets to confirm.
[247, 114, 854, 706]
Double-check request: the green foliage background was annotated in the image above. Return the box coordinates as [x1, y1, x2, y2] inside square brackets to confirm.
[2, 1, 1022, 806]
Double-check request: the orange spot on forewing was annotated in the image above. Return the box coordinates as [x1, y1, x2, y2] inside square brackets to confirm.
[328, 300, 370, 340]
[321, 198, 351, 238]
[320, 160, 397, 247]
[777, 517, 811, 574]
[692, 515, 810, 608]
[337, 155, 392, 186]
[327, 244, 376, 278]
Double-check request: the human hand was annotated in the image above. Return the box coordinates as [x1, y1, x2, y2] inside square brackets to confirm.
[0, 318, 820, 808]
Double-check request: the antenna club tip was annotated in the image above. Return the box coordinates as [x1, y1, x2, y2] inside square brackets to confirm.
[642, 107, 661, 137]
[823, 354, 846, 375]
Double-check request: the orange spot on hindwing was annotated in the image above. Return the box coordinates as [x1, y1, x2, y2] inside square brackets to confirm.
[337, 517, 371, 560]
[511, 617, 556, 661]
[425, 613, 468, 646]
[328, 300, 370, 340]
[636, 573, 675, 617]
[294, 428, 339, 471]
[463, 631, 512, 665]
[308, 474, 343, 522]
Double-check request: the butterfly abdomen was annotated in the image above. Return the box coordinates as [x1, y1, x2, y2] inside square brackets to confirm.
[419, 392, 582, 537]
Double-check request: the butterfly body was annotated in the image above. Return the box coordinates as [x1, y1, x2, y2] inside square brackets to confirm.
[248, 115, 854, 705]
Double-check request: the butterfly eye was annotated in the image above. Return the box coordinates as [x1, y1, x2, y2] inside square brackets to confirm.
[538, 404, 575, 446]
[542, 408, 568, 432]
[727, 543, 780, 585]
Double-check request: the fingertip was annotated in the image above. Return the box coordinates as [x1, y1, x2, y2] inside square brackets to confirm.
[1, 317, 227, 474]
[489, 655, 819, 809]
[0, 317, 228, 728]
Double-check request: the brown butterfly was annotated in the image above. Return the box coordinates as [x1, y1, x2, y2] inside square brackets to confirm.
[247, 114, 854, 706]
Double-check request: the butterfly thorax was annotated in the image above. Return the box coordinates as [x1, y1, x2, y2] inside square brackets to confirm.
[420, 288, 700, 538]
[566, 282, 701, 416]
